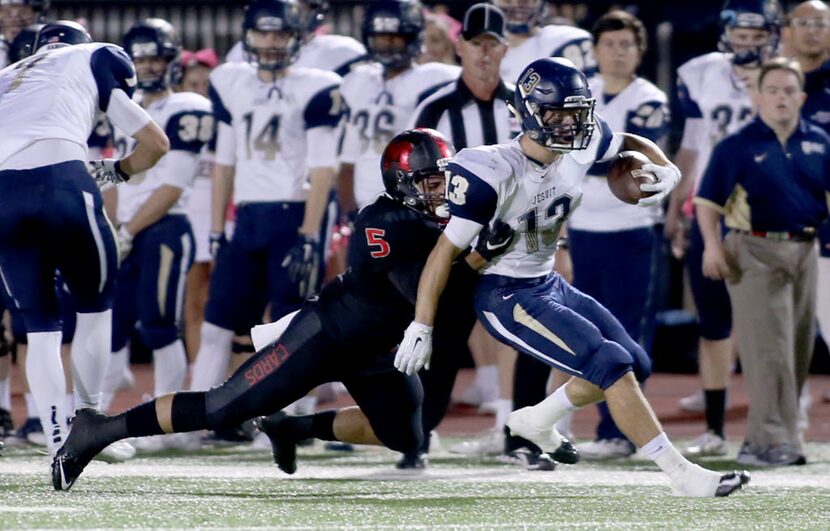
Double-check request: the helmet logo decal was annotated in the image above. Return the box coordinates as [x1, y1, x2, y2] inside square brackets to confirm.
[372, 16, 400, 32]
[519, 69, 540, 97]
[131, 42, 159, 58]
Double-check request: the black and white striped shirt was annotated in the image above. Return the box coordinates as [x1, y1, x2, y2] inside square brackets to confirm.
[409, 77, 519, 150]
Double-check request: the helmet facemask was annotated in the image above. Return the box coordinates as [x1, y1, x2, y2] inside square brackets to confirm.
[521, 94, 595, 152]
[245, 27, 300, 71]
[406, 158, 450, 222]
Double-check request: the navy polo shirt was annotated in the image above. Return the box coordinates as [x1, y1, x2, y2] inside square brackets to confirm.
[694, 117, 830, 234]
[803, 59, 830, 255]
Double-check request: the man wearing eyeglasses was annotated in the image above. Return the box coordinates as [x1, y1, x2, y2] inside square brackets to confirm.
[785, 0, 830, 404]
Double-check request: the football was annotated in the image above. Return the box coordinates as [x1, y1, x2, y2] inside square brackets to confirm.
[606, 151, 658, 205]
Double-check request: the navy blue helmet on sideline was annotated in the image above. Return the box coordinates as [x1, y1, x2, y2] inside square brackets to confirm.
[381, 128, 455, 221]
[299, 0, 328, 34]
[123, 18, 182, 92]
[514, 57, 596, 152]
[243, 0, 303, 71]
[8, 22, 42, 62]
[718, 0, 781, 67]
[362, 0, 423, 70]
[33, 20, 91, 52]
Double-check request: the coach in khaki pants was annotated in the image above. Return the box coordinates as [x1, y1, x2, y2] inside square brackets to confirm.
[695, 58, 830, 467]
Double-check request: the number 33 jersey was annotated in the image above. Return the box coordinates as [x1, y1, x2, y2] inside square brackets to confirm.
[112, 91, 212, 224]
[444, 117, 621, 279]
[209, 62, 342, 205]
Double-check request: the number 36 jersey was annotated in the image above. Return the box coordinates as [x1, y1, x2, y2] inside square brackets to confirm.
[112, 91, 212, 224]
[443, 117, 621, 279]
[209, 62, 342, 205]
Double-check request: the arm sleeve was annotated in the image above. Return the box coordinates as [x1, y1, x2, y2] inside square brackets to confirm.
[106, 89, 152, 138]
[303, 84, 343, 130]
[90, 46, 138, 112]
[214, 121, 236, 167]
[443, 216, 485, 250]
[156, 150, 198, 190]
[694, 140, 738, 210]
[165, 110, 214, 154]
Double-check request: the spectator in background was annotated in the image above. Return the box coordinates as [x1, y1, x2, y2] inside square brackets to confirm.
[419, 10, 460, 65]
[696, 58, 829, 466]
[0, 0, 48, 67]
[784, 0, 830, 404]
[179, 48, 219, 97]
[568, 10, 669, 460]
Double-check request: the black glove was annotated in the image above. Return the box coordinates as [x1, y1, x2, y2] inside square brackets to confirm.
[475, 219, 515, 261]
[209, 231, 227, 261]
[281, 234, 321, 299]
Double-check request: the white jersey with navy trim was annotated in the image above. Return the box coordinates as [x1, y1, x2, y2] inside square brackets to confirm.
[0, 42, 137, 167]
[340, 61, 460, 207]
[677, 52, 755, 190]
[444, 116, 622, 278]
[209, 62, 342, 204]
[569, 76, 669, 232]
[501, 25, 597, 85]
[0, 39, 8, 69]
[113, 91, 212, 223]
[226, 34, 366, 75]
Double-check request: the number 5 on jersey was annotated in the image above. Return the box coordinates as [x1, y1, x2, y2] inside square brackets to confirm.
[365, 228, 390, 258]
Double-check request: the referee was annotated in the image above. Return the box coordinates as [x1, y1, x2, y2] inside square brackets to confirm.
[409, 2, 519, 148]
[409, 3, 555, 470]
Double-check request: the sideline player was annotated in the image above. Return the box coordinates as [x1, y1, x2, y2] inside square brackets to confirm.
[394, 58, 749, 497]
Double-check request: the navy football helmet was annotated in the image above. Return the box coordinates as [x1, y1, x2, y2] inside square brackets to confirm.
[382, 128, 455, 221]
[243, 0, 303, 71]
[514, 57, 595, 152]
[299, 0, 328, 34]
[33, 20, 91, 52]
[362, 0, 423, 70]
[8, 22, 41, 62]
[123, 19, 181, 92]
[494, 0, 542, 35]
[718, 0, 781, 67]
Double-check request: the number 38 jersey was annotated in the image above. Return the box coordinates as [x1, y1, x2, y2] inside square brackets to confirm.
[209, 62, 342, 205]
[677, 52, 755, 189]
[339, 61, 460, 208]
[112, 91, 212, 224]
[443, 117, 621, 279]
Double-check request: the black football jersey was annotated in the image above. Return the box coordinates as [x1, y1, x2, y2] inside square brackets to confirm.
[316, 196, 443, 352]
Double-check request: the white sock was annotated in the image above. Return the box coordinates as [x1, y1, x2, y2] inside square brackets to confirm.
[26, 331, 69, 454]
[294, 395, 318, 415]
[100, 347, 128, 412]
[189, 322, 233, 391]
[25, 392, 37, 419]
[70, 310, 112, 410]
[153, 340, 187, 396]
[64, 393, 74, 416]
[526, 385, 579, 427]
[476, 365, 498, 401]
[494, 398, 512, 430]
[0, 376, 10, 411]
[555, 412, 573, 437]
[641, 432, 693, 481]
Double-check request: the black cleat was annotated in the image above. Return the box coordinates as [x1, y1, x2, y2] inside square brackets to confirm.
[714, 471, 751, 497]
[51, 409, 110, 491]
[550, 436, 580, 465]
[395, 452, 427, 470]
[499, 447, 556, 471]
[254, 413, 298, 475]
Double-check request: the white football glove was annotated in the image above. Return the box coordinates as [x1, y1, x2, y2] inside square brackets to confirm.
[88, 159, 130, 192]
[637, 162, 681, 207]
[117, 225, 133, 260]
[393, 321, 434, 375]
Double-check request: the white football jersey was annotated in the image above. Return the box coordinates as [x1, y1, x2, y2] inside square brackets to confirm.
[0, 43, 137, 167]
[0, 39, 8, 69]
[340, 61, 460, 207]
[501, 25, 596, 85]
[113, 91, 212, 223]
[209, 62, 342, 204]
[568, 76, 670, 232]
[677, 52, 755, 189]
[444, 117, 622, 278]
[226, 34, 366, 75]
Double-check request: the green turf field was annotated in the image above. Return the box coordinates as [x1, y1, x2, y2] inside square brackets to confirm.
[2, 439, 830, 529]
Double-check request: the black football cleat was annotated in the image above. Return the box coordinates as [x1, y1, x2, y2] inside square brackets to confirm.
[51, 409, 111, 491]
[499, 447, 556, 471]
[254, 413, 298, 475]
[550, 436, 580, 465]
[715, 471, 751, 497]
[395, 452, 427, 470]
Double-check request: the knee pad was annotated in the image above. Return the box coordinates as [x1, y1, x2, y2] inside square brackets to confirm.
[581, 341, 634, 390]
[630, 344, 652, 383]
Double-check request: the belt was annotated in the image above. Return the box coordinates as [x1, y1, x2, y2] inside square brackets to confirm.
[733, 229, 815, 242]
